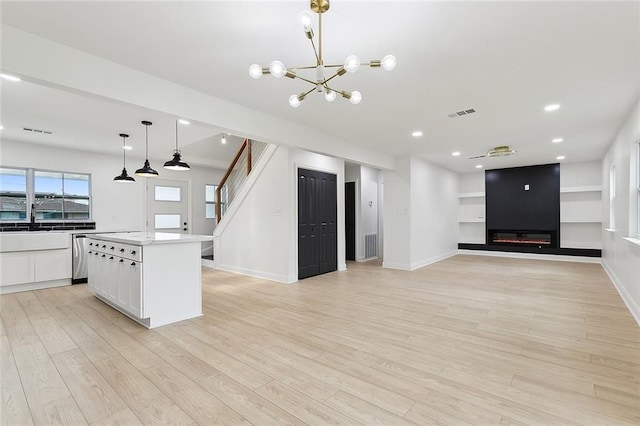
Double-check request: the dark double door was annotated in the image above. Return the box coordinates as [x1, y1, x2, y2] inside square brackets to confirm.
[298, 168, 337, 279]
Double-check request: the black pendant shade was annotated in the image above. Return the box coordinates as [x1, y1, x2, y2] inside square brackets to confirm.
[135, 120, 159, 177]
[163, 151, 190, 171]
[114, 133, 135, 183]
[164, 120, 191, 171]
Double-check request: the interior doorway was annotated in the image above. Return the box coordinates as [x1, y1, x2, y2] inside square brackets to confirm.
[298, 168, 337, 279]
[345, 182, 356, 261]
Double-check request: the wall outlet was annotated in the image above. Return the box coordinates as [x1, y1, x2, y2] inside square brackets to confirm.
[525, 184, 530, 191]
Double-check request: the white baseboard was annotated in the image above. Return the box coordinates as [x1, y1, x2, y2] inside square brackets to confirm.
[458, 249, 601, 264]
[601, 260, 640, 327]
[0, 278, 70, 294]
[201, 258, 215, 268]
[213, 263, 293, 284]
[382, 250, 457, 271]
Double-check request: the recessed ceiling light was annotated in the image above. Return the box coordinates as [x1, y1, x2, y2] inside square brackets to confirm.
[123, 145, 133, 150]
[0, 73, 21, 82]
[411, 130, 423, 137]
[556, 155, 565, 160]
[178, 119, 190, 125]
[221, 134, 227, 144]
[552, 138, 563, 143]
[475, 164, 483, 169]
[452, 151, 461, 157]
[544, 104, 560, 112]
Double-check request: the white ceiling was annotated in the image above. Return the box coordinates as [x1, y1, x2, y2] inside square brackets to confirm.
[1, 1, 639, 173]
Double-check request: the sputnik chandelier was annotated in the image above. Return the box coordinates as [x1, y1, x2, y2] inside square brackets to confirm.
[248, 0, 396, 108]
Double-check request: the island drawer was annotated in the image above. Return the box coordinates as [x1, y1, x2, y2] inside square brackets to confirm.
[89, 240, 142, 262]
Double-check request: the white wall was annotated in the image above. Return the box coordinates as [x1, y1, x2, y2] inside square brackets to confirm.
[409, 157, 459, 269]
[214, 146, 346, 283]
[1, 139, 223, 254]
[383, 156, 458, 270]
[601, 98, 640, 325]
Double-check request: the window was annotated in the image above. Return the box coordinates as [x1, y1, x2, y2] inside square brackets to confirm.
[154, 185, 182, 202]
[609, 164, 616, 230]
[205, 184, 227, 219]
[637, 141, 640, 237]
[0, 167, 91, 221]
[0, 168, 27, 220]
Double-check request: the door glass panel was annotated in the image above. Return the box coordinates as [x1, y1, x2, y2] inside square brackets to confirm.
[155, 214, 181, 229]
[155, 186, 181, 202]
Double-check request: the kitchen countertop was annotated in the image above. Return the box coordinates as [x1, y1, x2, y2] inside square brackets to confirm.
[90, 232, 213, 246]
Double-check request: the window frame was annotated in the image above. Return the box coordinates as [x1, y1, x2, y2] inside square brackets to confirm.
[205, 184, 217, 220]
[609, 164, 616, 230]
[636, 140, 640, 238]
[0, 166, 92, 222]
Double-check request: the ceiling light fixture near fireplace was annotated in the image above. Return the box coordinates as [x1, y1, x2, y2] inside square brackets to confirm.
[248, 0, 396, 107]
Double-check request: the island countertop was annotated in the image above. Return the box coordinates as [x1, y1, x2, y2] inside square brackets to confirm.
[90, 232, 213, 246]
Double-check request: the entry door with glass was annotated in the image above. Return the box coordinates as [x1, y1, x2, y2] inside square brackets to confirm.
[146, 179, 189, 234]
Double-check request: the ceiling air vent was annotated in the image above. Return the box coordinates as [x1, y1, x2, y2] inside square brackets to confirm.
[23, 127, 53, 135]
[448, 108, 476, 118]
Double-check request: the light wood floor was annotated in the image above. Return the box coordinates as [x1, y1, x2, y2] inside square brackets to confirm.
[2, 255, 639, 425]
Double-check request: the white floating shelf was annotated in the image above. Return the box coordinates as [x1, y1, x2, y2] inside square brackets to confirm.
[458, 192, 485, 198]
[459, 218, 486, 223]
[560, 186, 602, 193]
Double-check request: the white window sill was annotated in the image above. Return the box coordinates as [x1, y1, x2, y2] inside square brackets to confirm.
[622, 237, 640, 247]
[604, 228, 616, 233]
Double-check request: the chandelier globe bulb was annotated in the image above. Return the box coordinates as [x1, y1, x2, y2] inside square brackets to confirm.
[381, 54, 397, 71]
[249, 64, 263, 79]
[350, 91, 362, 105]
[344, 55, 361, 73]
[270, 61, 286, 78]
[289, 94, 302, 108]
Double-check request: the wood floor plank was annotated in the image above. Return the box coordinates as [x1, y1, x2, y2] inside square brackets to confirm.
[1, 331, 34, 426]
[324, 390, 418, 426]
[141, 360, 251, 425]
[255, 380, 357, 425]
[92, 354, 195, 425]
[50, 348, 128, 423]
[29, 395, 88, 425]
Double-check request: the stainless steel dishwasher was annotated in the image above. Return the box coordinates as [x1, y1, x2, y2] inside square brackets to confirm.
[72, 234, 89, 284]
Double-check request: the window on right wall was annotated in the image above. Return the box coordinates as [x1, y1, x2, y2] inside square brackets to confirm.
[609, 164, 616, 230]
[636, 140, 640, 237]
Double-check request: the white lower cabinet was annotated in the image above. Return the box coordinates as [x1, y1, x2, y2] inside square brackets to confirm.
[88, 242, 143, 319]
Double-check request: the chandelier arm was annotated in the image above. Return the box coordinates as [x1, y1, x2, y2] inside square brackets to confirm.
[289, 65, 321, 70]
[295, 75, 321, 86]
[308, 37, 321, 65]
[302, 87, 316, 97]
[323, 71, 344, 84]
[322, 64, 345, 68]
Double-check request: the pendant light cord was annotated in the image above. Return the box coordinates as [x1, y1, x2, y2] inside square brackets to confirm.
[175, 120, 179, 153]
[145, 123, 149, 159]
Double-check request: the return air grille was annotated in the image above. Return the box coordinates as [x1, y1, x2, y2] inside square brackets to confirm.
[23, 127, 53, 135]
[448, 108, 476, 118]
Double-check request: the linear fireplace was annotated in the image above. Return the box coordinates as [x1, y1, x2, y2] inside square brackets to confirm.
[488, 229, 558, 249]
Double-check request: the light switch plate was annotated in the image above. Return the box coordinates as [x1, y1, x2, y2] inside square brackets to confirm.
[525, 184, 530, 191]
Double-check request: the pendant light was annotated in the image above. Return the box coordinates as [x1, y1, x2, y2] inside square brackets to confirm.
[163, 120, 190, 171]
[135, 120, 159, 177]
[113, 133, 135, 183]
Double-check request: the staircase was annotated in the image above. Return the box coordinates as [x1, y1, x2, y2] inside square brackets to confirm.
[215, 139, 269, 223]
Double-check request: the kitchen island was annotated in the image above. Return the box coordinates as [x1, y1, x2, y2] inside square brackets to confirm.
[88, 232, 213, 328]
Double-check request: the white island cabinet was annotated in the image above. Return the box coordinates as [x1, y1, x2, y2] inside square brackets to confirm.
[88, 232, 212, 329]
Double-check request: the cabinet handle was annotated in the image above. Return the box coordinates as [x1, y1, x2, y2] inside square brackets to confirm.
[102, 245, 106, 248]
[109, 256, 114, 260]
[119, 248, 125, 252]
[95, 252, 99, 256]
[119, 259, 124, 263]
[130, 262, 136, 266]
[131, 250, 136, 255]
[110, 246, 115, 250]
[89, 242, 93, 246]
[88, 250, 92, 254]
[101, 254, 106, 258]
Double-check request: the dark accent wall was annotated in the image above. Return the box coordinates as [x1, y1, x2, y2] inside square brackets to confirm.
[485, 163, 560, 247]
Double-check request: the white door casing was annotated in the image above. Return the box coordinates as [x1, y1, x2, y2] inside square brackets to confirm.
[146, 178, 190, 234]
